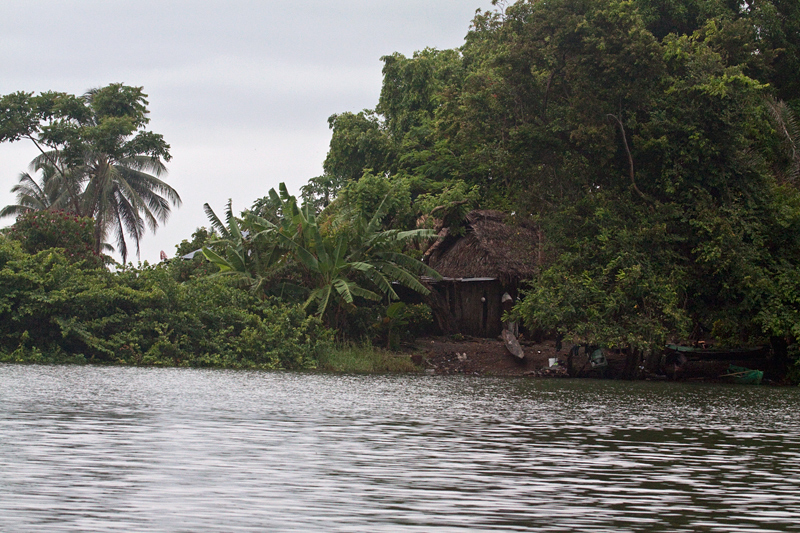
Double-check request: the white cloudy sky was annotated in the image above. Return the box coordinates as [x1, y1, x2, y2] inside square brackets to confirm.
[0, 0, 494, 263]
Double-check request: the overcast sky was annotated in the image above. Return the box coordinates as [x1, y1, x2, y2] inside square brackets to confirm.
[0, 0, 495, 263]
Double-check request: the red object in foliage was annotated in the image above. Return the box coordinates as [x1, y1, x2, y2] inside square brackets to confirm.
[160, 250, 168, 261]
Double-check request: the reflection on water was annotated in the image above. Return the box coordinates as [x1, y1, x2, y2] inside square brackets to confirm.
[1, 365, 798, 532]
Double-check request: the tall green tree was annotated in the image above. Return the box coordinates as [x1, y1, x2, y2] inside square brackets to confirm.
[324, 111, 396, 185]
[311, 0, 800, 360]
[0, 83, 180, 262]
[461, 0, 800, 352]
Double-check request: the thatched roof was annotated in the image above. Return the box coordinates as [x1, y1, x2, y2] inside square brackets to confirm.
[423, 210, 540, 285]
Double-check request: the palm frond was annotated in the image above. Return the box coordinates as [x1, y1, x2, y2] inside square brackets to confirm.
[366, 192, 391, 235]
[275, 231, 319, 272]
[110, 190, 146, 263]
[115, 164, 181, 213]
[0, 204, 33, 218]
[204, 201, 230, 239]
[118, 155, 169, 177]
[225, 201, 244, 245]
[347, 283, 382, 301]
[225, 244, 247, 273]
[305, 285, 333, 317]
[396, 228, 438, 241]
[244, 212, 278, 235]
[333, 278, 355, 305]
[350, 261, 397, 299]
[201, 246, 233, 273]
[111, 198, 129, 263]
[111, 168, 159, 234]
[375, 251, 442, 279]
[372, 261, 430, 296]
[12, 171, 47, 202]
[1, 168, 69, 217]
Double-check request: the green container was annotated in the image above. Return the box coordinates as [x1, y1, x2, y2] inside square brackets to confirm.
[727, 365, 764, 385]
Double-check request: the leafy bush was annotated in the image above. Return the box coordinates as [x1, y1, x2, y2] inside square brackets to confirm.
[169, 227, 218, 282]
[414, 180, 480, 235]
[516, 199, 691, 353]
[6, 210, 102, 266]
[0, 242, 331, 369]
[330, 171, 414, 231]
[373, 302, 434, 349]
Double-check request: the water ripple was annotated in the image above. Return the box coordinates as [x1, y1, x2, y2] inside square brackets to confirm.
[1, 365, 799, 532]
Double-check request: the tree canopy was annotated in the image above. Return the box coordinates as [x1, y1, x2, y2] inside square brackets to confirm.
[0, 83, 180, 262]
[313, 0, 800, 354]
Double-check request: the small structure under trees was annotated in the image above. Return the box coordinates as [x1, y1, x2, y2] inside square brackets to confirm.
[422, 210, 540, 337]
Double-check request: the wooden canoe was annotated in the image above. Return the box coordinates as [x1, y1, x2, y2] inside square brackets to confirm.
[502, 329, 525, 360]
[665, 344, 768, 361]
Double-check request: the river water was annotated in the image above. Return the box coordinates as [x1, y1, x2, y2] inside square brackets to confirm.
[1, 365, 798, 532]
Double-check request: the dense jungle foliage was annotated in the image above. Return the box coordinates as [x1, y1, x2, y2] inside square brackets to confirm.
[0, 214, 330, 368]
[312, 0, 800, 364]
[2, 0, 799, 374]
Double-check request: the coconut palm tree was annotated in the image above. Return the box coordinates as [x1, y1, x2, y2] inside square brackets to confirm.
[81, 153, 179, 263]
[13, 85, 181, 263]
[22, 149, 180, 262]
[0, 164, 67, 218]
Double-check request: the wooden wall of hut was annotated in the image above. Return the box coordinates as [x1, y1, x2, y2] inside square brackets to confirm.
[431, 279, 505, 338]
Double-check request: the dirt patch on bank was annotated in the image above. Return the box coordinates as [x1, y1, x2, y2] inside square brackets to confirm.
[409, 336, 777, 382]
[410, 336, 569, 377]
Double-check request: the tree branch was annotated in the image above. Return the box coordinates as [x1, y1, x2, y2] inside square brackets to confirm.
[607, 113, 648, 201]
[542, 70, 553, 124]
[430, 199, 469, 218]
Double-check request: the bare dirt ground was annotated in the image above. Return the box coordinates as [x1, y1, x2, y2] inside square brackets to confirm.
[410, 336, 570, 377]
[408, 336, 777, 382]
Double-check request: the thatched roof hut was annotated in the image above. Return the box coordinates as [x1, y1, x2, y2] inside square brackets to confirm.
[424, 210, 540, 284]
[421, 210, 541, 337]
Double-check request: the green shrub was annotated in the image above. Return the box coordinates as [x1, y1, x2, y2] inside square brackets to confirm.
[6, 210, 102, 267]
[372, 302, 434, 349]
[0, 244, 332, 369]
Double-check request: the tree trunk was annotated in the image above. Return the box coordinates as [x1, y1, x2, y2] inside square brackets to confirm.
[623, 348, 641, 380]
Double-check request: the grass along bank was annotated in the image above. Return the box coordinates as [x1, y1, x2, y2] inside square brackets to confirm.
[316, 343, 420, 373]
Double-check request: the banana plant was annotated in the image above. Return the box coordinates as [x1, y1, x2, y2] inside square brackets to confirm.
[201, 199, 280, 294]
[264, 183, 441, 320]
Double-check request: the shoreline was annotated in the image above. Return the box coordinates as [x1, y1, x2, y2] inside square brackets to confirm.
[2, 337, 789, 385]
